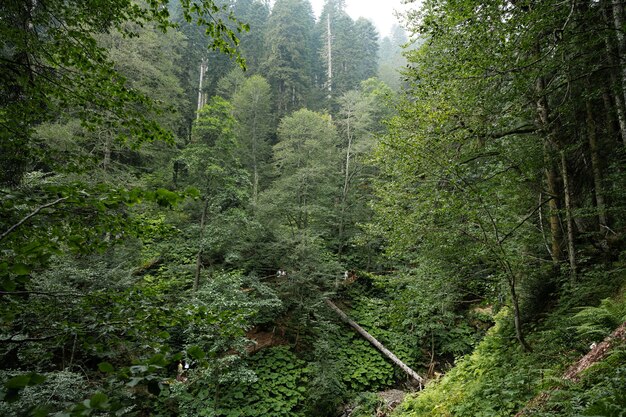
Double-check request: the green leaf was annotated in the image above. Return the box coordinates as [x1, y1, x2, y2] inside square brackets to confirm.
[89, 392, 108, 409]
[98, 362, 115, 373]
[5, 374, 32, 389]
[187, 345, 206, 360]
[29, 374, 46, 385]
[32, 406, 50, 417]
[148, 353, 167, 366]
[10, 263, 30, 276]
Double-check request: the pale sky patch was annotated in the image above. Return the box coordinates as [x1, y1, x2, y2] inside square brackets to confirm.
[309, 0, 414, 38]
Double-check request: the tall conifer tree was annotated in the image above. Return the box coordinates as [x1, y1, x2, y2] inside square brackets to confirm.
[262, 0, 317, 116]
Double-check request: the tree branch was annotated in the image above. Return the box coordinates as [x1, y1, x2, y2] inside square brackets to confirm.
[0, 334, 59, 344]
[488, 125, 536, 139]
[499, 197, 555, 244]
[0, 197, 68, 242]
[0, 290, 85, 297]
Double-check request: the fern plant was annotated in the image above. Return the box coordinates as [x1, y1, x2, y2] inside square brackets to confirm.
[573, 296, 626, 340]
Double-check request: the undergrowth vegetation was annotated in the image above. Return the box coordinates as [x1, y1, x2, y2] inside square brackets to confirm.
[394, 269, 626, 417]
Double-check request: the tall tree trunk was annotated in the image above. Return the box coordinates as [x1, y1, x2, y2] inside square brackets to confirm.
[338, 110, 352, 257]
[325, 299, 425, 386]
[252, 108, 259, 207]
[613, 0, 626, 91]
[545, 150, 562, 264]
[193, 198, 209, 291]
[196, 58, 206, 119]
[536, 76, 563, 264]
[602, 88, 617, 143]
[602, 0, 626, 145]
[327, 12, 333, 99]
[611, 0, 626, 145]
[586, 100, 608, 230]
[560, 150, 577, 283]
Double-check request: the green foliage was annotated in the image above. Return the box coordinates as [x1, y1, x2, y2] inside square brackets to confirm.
[232, 75, 274, 203]
[520, 344, 626, 417]
[0, 372, 90, 415]
[4, 0, 626, 416]
[263, 0, 317, 116]
[177, 346, 309, 417]
[0, 184, 189, 292]
[573, 295, 626, 341]
[1, 0, 246, 186]
[303, 321, 349, 416]
[193, 97, 237, 146]
[336, 334, 395, 392]
[366, 0, 626, 361]
[218, 68, 248, 99]
[261, 109, 339, 235]
[232, 0, 270, 73]
[2, 1, 403, 416]
[394, 286, 626, 417]
[231, 346, 309, 417]
[395, 310, 538, 417]
[348, 294, 423, 370]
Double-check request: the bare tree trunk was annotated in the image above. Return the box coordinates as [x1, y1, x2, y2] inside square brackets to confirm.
[611, 0, 626, 145]
[602, 0, 626, 145]
[327, 13, 333, 99]
[325, 299, 425, 386]
[196, 58, 206, 119]
[560, 150, 577, 283]
[612, 0, 626, 111]
[194, 198, 209, 291]
[586, 101, 608, 230]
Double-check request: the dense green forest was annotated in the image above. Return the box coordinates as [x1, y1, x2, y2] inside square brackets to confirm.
[1, 0, 625, 416]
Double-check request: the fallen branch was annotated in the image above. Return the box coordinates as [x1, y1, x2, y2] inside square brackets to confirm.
[514, 321, 626, 416]
[562, 321, 626, 382]
[325, 299, 425, 386]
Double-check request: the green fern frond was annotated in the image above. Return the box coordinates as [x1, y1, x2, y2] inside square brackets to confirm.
[572, 297, 626, 339]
